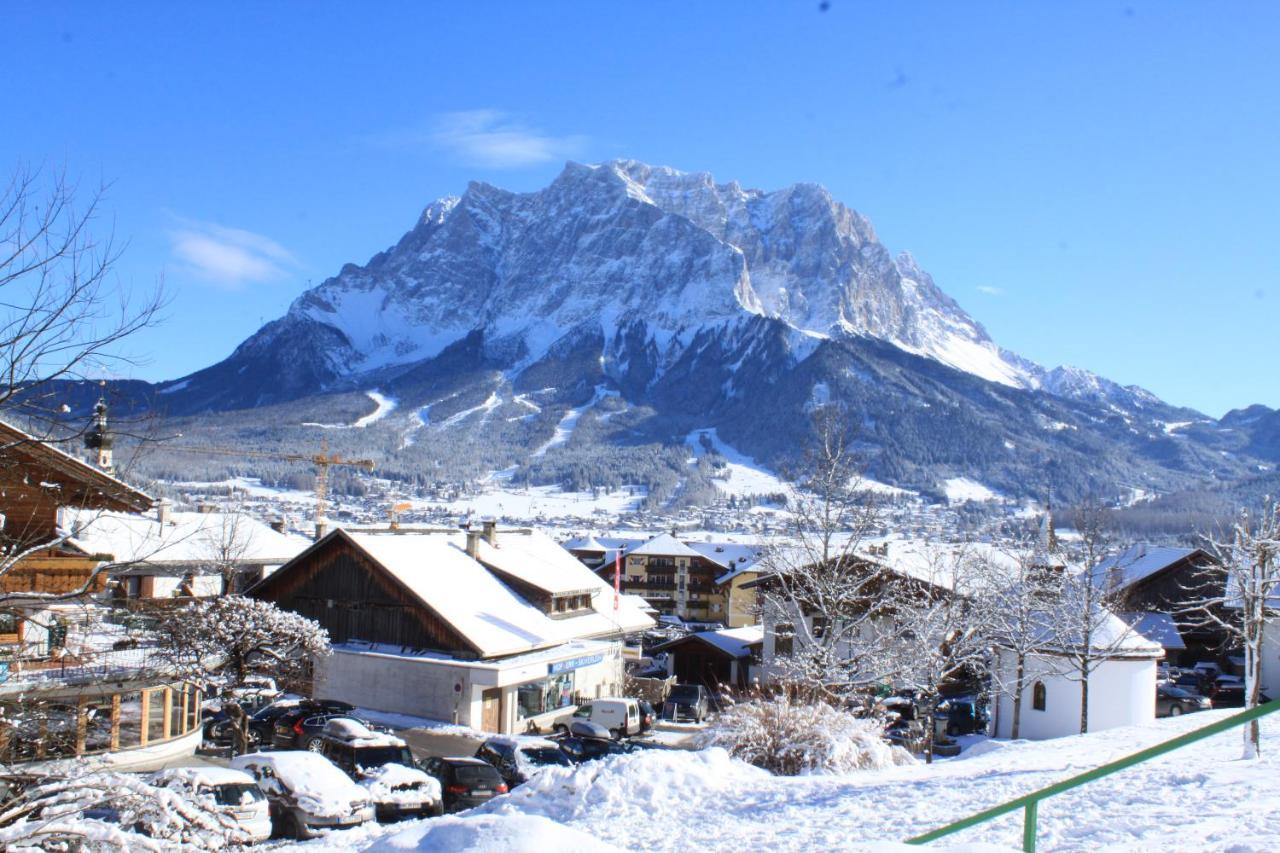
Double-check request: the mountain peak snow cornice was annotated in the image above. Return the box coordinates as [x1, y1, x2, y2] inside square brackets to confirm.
[281, 160, 1040, 388]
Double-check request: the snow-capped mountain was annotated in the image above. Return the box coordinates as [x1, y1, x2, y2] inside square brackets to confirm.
[145, 161, 1262, 502]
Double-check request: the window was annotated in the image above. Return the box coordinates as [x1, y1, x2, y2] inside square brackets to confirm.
[516, 672, 575, 720]
[774, 622, 794, 657]
[1032, 681, 1046, 712]
[811, 615, 829, 639]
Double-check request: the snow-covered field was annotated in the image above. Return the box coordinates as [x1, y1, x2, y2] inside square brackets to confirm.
[942, 477, 1000, 504]
[685, 428, 791, 497]
[292, 710, 1280, 852]
[408, 484, 645, 521]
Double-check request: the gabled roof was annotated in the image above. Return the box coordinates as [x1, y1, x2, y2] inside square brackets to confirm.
[63, 509, 310, 568]
[1091, 545, 1208, 592]
[1119, 611, 1187, 651]
[0, 419, 152, 513]
[627, 533, 702, 559]
[652, 625, 764, 658]
[259, 527, 652, 659]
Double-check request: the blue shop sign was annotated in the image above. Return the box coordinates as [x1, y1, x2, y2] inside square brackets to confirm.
[548, 654, 604, 675]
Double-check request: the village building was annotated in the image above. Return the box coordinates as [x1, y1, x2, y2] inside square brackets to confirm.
[251, 524, 653, 734]
[565, 533, 763, 627]
[63, 504, 310, 603]
[1091, 544, 1225, 667]
[991, 613, 1164, 740]
[650, 624, 763, 690]
[0, 417, 206, 769]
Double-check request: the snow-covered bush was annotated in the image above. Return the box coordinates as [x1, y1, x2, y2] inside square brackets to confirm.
[0, 769, 251, 851]
[696, 696, 915, 775]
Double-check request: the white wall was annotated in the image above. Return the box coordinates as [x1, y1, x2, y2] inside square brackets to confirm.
[1259, 617, 1280, 698]
[994, 652, 1157, 740]
[316, 650, 475, 726]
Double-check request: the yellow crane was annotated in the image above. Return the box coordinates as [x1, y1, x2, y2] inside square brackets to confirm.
[161, 438, 375, 539]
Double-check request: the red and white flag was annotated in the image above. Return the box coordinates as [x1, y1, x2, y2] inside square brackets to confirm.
[613, 548, 621, 611]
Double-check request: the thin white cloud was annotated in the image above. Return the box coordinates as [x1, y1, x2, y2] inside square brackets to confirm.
[379, 110, 587, 169]
[169, 218, 299, 288]
[976, 285, 1004, 296]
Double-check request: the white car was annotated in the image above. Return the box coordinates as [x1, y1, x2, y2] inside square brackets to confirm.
[152, 767, 272, 844]
[231, 751, 375, 839]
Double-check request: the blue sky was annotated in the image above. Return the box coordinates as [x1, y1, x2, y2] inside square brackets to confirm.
[3, 2, 1276, 416]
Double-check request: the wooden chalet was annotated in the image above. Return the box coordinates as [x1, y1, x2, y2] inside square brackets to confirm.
[1092, 544, 1227, 666]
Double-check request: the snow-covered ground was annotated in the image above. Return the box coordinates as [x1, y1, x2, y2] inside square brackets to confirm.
[408, 484, 645, 521]
[942, 477, 1000, 504]
[292, 710, 1280, 852]
[304, 390, 399, 429]
[685, 428, 790, 497]
[532, 386, 618, 457]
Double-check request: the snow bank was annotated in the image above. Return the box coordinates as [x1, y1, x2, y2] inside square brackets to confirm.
[366, 813, 620, 852]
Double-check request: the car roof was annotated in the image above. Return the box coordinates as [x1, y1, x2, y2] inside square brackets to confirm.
[156, 767, 257, 787]
[441, 756, 492, 766]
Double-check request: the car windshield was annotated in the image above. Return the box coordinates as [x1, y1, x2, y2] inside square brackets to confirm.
[455, 765, 501, 786]
[520, 746, 571, 767]
[354, 746, 415, 769]
[202, 783, 263, 807]
[669, 687, 700, 702]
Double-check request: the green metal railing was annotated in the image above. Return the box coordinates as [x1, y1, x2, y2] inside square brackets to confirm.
[907, 698, 1280, 852]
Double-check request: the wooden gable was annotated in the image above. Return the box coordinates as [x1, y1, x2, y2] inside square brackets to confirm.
[251, 532, 483, 658]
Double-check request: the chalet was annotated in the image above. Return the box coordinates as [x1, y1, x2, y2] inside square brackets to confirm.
[651, 625, 763, 690]
[251, 524, 653, 734]
[1090, 544, 1225, 666]
[63, 505, 310, 601]
[0, 417, 205, 770]
[565, 533, 764, 627]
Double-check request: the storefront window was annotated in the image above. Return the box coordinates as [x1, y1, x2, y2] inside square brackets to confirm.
[516, 672, 576, 720]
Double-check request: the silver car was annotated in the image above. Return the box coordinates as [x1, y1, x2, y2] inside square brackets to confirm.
[231, 751, 375, 839]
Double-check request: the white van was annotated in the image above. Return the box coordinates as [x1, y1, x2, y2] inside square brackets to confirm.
[568, 698, 646, 738]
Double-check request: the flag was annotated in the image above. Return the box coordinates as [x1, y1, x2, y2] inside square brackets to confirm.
[614, 548, 621, 611]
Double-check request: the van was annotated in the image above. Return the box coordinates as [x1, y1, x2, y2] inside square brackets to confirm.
[568, 697, 646, 738]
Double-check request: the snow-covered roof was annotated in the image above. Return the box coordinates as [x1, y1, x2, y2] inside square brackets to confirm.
[346, 532, 566, 658]
[1119, 611, 1187, 651]
[694, 625, 764, 658]
[570, 536, 608, 553]
[1091, 544, 1203, 592]
[324, 530, 652, 658]
[64, 509, 310, 568]
[0, 418, 154, 513]
[469, 529, 601, 595]
[628, 533, 703, 559]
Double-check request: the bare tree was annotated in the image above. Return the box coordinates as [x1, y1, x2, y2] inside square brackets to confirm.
[977, 538, 1069, 740]
[0, 166, 163, 421]
[1058, 497, 1134, 734]
[756, 408, 893, 701]
[1187, 498, 1280, 758]
[884, 544, 992, 762]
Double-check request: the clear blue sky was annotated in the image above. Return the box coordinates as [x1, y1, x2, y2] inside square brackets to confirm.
[4, 2, 1276, 416]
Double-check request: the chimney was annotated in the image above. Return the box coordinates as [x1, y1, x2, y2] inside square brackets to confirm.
[156, 499, 171, 525]
[269, 518, 286, 534]
[315, 520, 328, 541]
[466, 529, 483, 559]
[481, 518, 497, 546]
[196, 503, 215, 514]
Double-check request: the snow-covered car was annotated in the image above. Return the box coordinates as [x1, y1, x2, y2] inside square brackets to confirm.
[474, 735, 573, 787]
[230, 751, 375, 839]
[320, 718, 443, 821]
[152, 767, 272, 844]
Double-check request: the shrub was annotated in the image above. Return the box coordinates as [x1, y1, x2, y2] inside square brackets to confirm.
[696, 696, 915, 776]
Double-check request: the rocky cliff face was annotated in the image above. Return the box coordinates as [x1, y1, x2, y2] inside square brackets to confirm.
[149, 161, 1260, 501]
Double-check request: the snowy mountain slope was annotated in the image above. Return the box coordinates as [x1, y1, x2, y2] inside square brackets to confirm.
[118, 161, 1270, 503]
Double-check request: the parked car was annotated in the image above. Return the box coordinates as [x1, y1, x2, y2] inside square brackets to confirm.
[230, 752, 375, 839]
[475, 735, 573, 788]
[1173, 672, 1209, 695]
[937, 696, 989, 736]
[569, 698, 645, 738]
[235, 698, 355, 749]
[419, 756, 508, 813]
[556, 734, 631, 764]
[1192, 661, 1223, 681]
[152, 767, 272, 844]
[663, 684, 713, 723]
[273, 707, 379, 751]
[319, 718, 442, 821]
[1157, 684, 1212, 717]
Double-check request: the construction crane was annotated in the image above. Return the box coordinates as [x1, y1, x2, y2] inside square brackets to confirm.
[160, 439, 375, 540]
